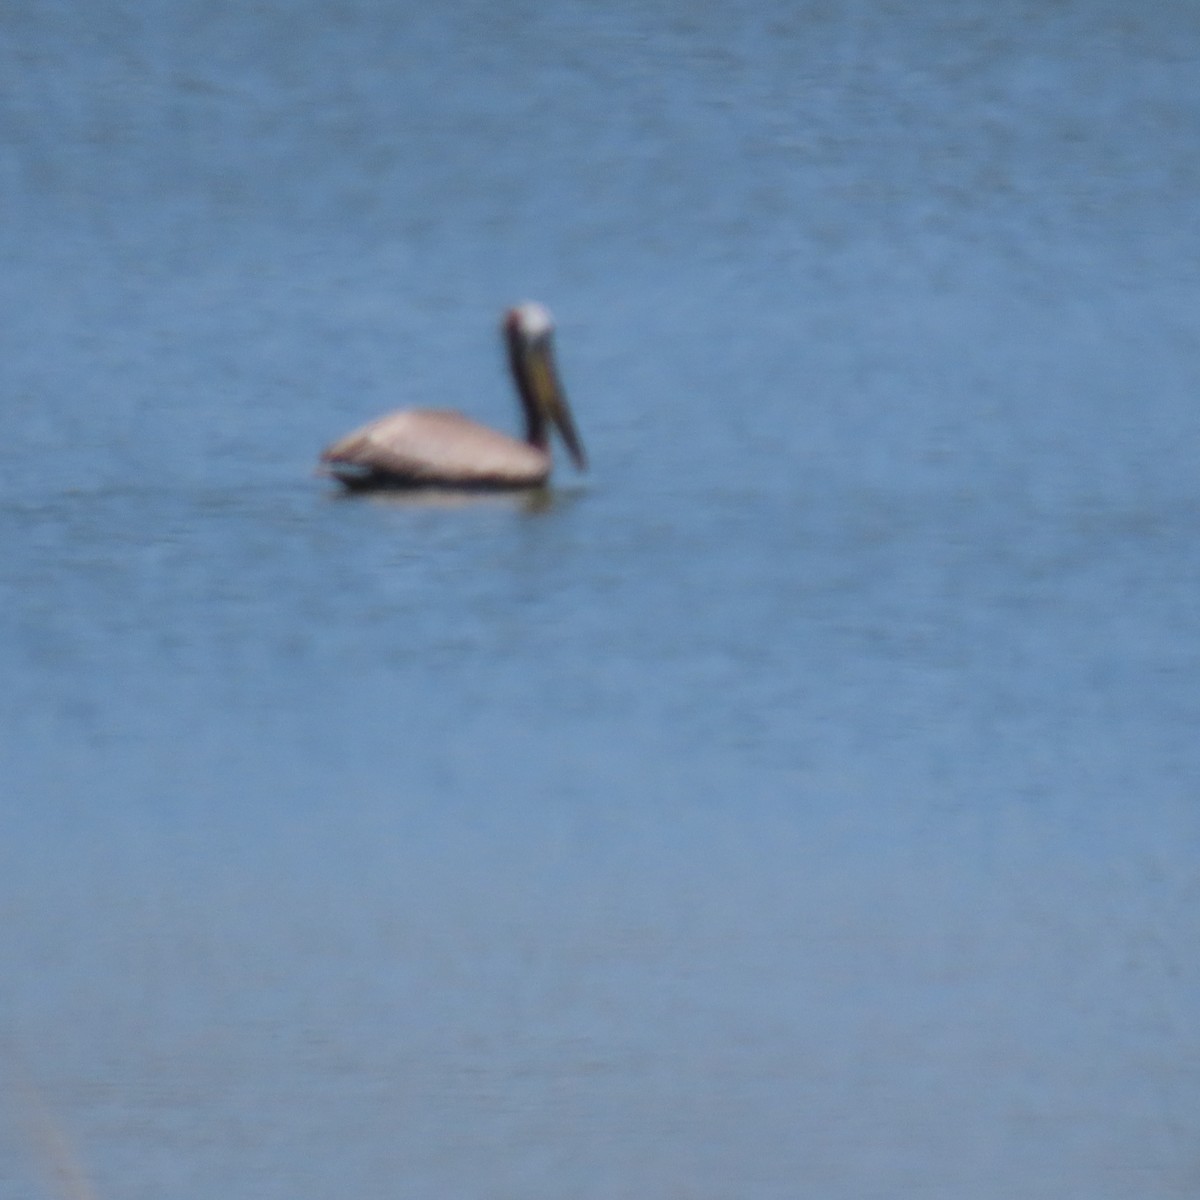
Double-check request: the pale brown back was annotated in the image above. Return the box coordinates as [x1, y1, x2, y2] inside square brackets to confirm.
[321, 409, 551, 486]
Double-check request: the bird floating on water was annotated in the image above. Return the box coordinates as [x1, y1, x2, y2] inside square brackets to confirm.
[319, 302, 587, 491]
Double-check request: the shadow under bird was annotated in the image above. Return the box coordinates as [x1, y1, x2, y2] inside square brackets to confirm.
[319, 302, 587, 491]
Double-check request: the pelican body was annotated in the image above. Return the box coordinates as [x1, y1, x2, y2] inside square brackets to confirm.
[320, 303, 587, 491]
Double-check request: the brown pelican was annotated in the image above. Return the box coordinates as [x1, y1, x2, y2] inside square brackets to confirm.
[319, 302, 587, 490]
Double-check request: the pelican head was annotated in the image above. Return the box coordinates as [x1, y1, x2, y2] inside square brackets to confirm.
[503, 302, 587, 471]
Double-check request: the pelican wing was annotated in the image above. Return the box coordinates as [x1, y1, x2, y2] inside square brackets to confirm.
[321, 409, 550, 487]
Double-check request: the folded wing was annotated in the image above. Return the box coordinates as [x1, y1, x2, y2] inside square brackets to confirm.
[320, 409, 551, 487]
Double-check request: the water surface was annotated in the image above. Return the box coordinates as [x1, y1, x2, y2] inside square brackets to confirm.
[2, 2, 1199, 1197]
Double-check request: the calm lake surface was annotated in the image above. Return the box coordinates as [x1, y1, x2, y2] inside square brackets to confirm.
[2, 2, 1199, 1197]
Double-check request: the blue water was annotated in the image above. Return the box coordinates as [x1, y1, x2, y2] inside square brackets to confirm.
[2, 2, 1199, 1197]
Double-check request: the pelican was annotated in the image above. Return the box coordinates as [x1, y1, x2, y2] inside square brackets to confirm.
[319, 302, 587, 490]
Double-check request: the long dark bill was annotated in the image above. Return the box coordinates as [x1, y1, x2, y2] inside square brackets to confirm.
[516, 331, 588, 471]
